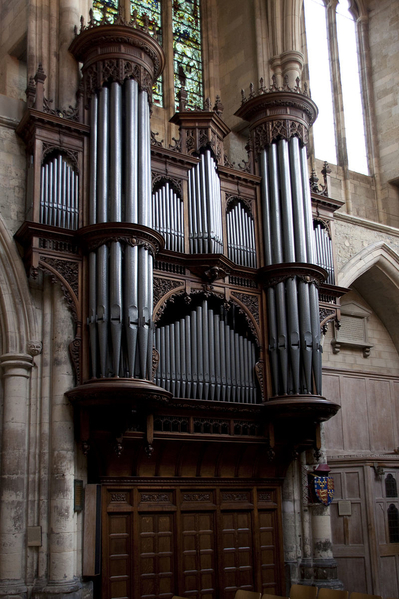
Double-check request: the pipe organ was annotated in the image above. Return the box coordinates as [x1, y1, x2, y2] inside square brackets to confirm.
[155, 296, 258, 403]
[187, 149, 223, 254]
[152, 182, 184, 252]
[40, 154, 79, 229]
[314, 220, 334, 284]
[14, 11, 346, 598]
[259, 137, 322, 395]
[227, 199, 257, 268]
[235, 82, 327, 400]
[87, 79, 154, 379]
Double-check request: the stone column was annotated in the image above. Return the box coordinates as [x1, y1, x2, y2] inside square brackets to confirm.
[58, 0, 80, 109]
[310, 425, 342, 588]
[0, 352, 33, 599]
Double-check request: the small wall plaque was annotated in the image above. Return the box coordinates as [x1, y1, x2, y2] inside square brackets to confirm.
[74, 479, 84, 512]
[338, 500, 352, 516]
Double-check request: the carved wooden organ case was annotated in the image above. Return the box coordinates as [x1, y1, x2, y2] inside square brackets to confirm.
[15, 13, 345, 474]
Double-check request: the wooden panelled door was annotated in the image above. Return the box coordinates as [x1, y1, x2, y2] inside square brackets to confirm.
[102, 484, 284, 599]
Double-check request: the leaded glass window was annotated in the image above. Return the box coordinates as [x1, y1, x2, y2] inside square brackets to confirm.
[92, 0, 118, 23]
[130, 0, 163, 106]
[388, 504, 399, 543]
[386, 474, 398, 498]
[172, 0, 203, 110]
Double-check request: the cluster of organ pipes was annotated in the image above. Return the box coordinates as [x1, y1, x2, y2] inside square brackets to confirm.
[260, 136, 322, 396]
[40, 155, 79, 229]
[188, 149, 223, 254]
[314, 221, 334, 284]
[152, 182, 184, 252]
[87, 79, 153, 379]
[155, 298, 258, 403]
[227, 200, 257, 268]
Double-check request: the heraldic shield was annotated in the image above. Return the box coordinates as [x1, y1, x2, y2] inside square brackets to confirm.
[314, 476, 334, 506]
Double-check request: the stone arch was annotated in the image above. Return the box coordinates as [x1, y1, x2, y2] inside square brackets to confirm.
[0, 214, 38, 355]
[338, 242, 399, 352]
[338, 242, 399, 290]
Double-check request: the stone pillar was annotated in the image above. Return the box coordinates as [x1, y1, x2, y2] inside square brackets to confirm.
[58, 0, 80, 109]
[310, 424, 342, 589]
[281, 50, 304, 87]
[33, 284, 82, 599]
[0, 352, 33, 599]
[282, 460, 302, 588]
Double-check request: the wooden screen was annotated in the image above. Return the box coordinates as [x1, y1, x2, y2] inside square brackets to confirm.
[102, 485, 283, 599]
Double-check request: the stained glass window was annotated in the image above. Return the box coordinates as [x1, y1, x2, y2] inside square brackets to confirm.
[130, 0, 163, 106]
[172, 0, 203, 110]
[92, 0, 118, 23]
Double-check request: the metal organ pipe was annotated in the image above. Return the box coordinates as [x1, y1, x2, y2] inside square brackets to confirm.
[259, 133, 323, 396]
[187, 149, 223, 254]
[86, 78, 157, 380]
[152, 183, 185, 252]
[154, 300, 258, 403]
[227, 201, 257, 268]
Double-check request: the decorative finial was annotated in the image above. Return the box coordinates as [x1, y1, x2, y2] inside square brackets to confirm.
[213, 95, 224, 117]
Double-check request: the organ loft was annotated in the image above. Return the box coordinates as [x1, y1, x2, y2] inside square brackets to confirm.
[14, 6, 343, 597]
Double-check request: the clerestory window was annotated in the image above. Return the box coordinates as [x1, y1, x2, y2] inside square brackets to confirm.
[303, 0, 369, 175]
[93, 0, 203, 110]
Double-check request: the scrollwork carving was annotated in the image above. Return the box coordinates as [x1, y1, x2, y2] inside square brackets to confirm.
[231, 292, 259, 324]
[153, 278, 185, 308]
[255, 360, 265, 400]
[253, 119, 308, 152]
[42, 143, 79, 171]
[152, 174, 182, 195]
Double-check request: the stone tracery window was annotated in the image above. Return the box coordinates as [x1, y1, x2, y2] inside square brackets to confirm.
[303, 0, 369, 175]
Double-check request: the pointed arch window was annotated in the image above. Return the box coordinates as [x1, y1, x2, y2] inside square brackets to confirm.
[172, 0, 203, 110]
[303, 0, 369, 175]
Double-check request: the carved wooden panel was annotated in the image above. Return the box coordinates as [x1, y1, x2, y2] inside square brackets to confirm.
[259, 511, 278, 594]
[106, 514, 133, 599]
[139, 514, 175, 599]
[220, 511, 254, 598]
[181, 512, 216, 599]
[102, 483, 283, 599]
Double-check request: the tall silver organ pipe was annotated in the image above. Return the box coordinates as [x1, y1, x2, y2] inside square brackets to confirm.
[40, 154, 79, 230]
[88, 80, 155, 379]
[260, 136, 323, 396]
[188, 149, 223, 254]
[313, 221, 334, 284]
[227, 200, 257, 268]
[152, 182, 184, 252]
[155, 299, 258, 403]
